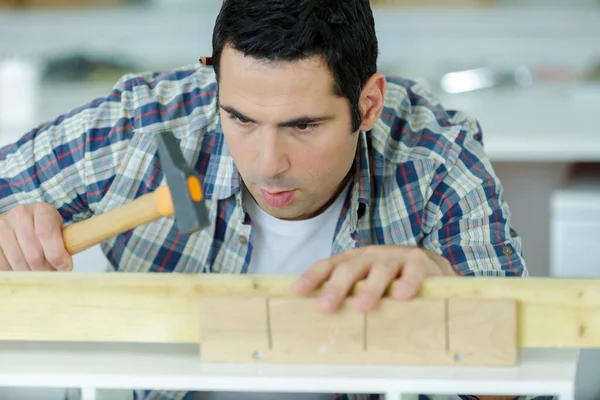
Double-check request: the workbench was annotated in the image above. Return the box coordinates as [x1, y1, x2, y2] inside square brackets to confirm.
[0, 343, 579, 400]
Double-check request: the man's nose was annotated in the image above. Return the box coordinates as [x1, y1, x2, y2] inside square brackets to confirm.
[256, 128, 290, 180]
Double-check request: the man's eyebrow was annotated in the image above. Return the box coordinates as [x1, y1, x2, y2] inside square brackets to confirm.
[220, 106, 256, 123]
[278, 115, 334, 127]
[220, 105, 334, 127]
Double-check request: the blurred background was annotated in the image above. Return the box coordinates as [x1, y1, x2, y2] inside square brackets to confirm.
[0, 0, 599, 398]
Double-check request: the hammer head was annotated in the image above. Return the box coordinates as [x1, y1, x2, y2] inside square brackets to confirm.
[155, 131, 210, 235]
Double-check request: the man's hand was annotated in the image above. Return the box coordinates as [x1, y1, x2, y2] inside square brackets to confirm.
[0, 204, 72, 271]
[292, 245, 457, 313]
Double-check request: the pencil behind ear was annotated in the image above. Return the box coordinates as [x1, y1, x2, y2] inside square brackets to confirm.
[199, 57, 214, 66]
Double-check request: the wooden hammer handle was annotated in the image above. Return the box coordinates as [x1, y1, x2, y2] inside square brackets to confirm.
[62, 186, 174, 255]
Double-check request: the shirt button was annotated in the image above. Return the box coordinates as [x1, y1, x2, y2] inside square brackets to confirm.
[239, 235, 248, 245]
[503, 247, 513, 257]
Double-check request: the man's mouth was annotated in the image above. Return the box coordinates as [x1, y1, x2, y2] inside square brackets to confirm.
[259, 189, 296, 208]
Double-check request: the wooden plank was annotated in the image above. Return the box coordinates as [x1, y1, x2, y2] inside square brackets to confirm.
[198, 296, 516, 365]
[0, 272, 599, 349]
[366, 299, 448, 364]
[268, 297, 364, 363]
[199, 296, 269, 362]
[447, 299, 517, 365]
[198, 296, 366, 364]
[0, 272, 199, 343]
[1, 272, 600, 307]
[521, 304, 600, 348]
[416, 276, 600, 348]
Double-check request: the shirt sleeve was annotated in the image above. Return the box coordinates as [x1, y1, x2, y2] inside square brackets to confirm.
[0, 74, 135, 224]
[421, 115, 527, 278]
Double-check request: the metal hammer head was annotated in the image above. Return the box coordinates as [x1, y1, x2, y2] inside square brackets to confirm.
[155, 131, 210, 235]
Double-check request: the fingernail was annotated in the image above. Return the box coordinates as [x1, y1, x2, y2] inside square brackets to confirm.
[394, 282, 416, 299]
[57, 264, 70, 271]
[318, 293, 335, 308]
[356, 293, 374, 308]
[292, 277, 310, 292]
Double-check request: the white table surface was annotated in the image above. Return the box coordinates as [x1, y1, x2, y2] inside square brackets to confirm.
[0, 341, 579, 397]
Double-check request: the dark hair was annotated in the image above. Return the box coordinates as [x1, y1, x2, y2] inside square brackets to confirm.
[211, 0, 379, 133]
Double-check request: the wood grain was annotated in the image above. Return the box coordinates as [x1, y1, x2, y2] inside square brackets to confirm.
[366, 299, 447, 364]
[447, 299, 517, 365]
[268, 297, 364, 363]
[199, 296, 269, 362]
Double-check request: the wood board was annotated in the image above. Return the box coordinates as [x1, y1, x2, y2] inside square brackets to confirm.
[0, 272, 597, 351]
[199, 296, 518, 366]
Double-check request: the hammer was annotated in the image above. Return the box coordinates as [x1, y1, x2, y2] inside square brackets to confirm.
[61, 131, 210, 255]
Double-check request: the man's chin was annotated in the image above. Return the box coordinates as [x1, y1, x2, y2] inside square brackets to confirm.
[257, 201, 311, 221]
[262, 205, 302, 220]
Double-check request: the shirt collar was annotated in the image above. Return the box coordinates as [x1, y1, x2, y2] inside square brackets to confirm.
[346, 130, 372, 230]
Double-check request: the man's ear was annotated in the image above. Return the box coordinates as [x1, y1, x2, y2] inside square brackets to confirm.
[358, 72, 386, 132]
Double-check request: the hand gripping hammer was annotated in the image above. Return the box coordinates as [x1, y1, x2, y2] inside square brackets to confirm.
[61, 131, 210, 255]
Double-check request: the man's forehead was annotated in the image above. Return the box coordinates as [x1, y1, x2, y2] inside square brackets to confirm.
[216, 46, 344, 121]
[219, 47, 335, 92]
[220, 45, 328, 71]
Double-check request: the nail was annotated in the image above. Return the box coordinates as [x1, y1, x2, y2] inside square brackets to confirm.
[356, 293, 374, 308]
[292, 277, 311, 292]
[318, 293, 336, 309]
[57, 264, 70, 271]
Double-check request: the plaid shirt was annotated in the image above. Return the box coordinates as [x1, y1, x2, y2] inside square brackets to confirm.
[0, 65, 537, 400]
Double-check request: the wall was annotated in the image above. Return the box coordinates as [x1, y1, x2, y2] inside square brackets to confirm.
[0, 3, 599, 74]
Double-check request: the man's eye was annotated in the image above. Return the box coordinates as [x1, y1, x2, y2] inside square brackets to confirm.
[229, 114, 252, 126]
[295, 123, 317, 134]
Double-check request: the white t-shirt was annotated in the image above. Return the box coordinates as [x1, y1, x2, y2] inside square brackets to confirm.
[197, 184, 350, 400]
[244, 184, 350, 276]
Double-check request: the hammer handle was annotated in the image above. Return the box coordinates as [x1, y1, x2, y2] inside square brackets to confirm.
[62, 186, 174, 255]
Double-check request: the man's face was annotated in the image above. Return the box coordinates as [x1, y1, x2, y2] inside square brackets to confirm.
[217, 46, 360, 220]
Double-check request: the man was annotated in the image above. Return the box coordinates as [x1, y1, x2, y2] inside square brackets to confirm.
[0, 0, 535, 400]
